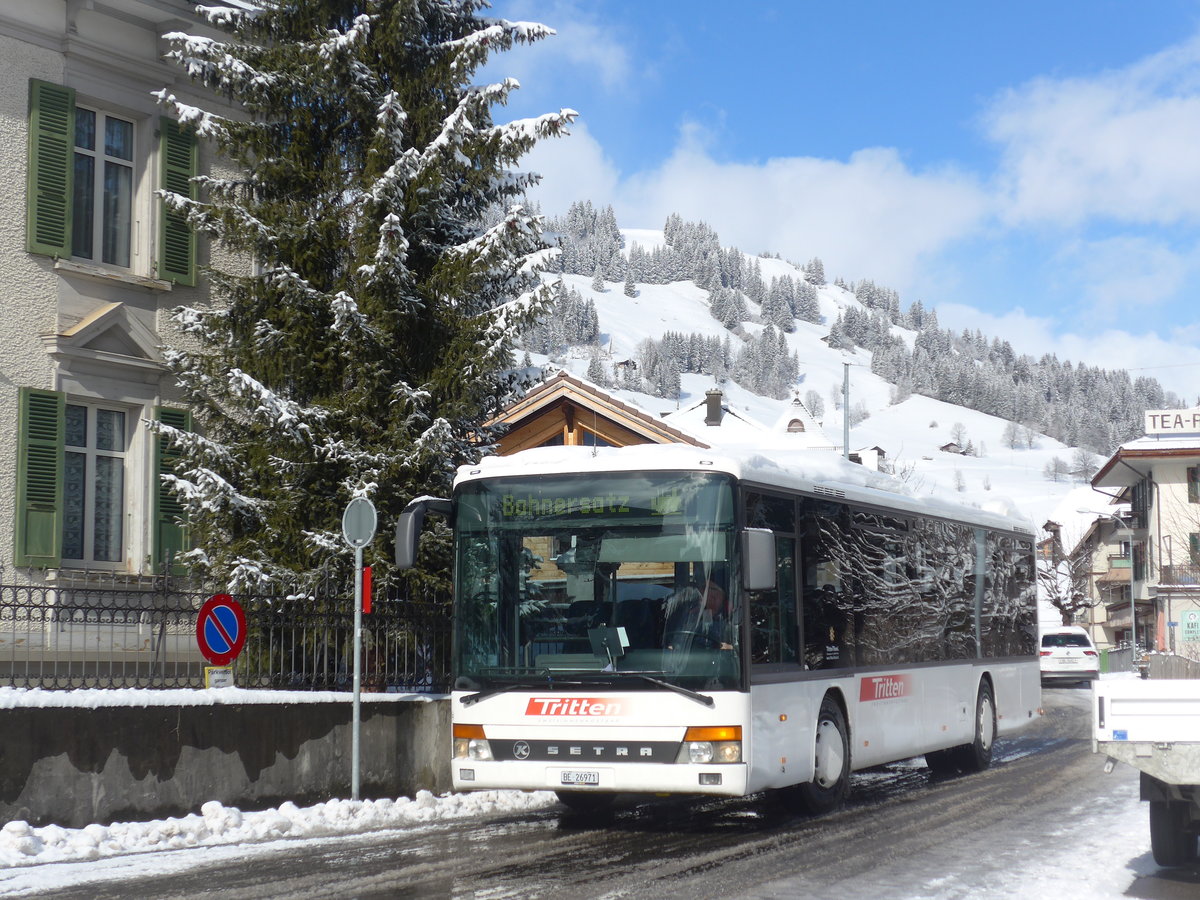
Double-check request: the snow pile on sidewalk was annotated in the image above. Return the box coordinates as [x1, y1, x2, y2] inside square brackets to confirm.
[0, 790, 556, 868]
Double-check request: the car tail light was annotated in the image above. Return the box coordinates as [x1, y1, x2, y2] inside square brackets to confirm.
[1084, 650, 1098, 657]
[1039, 650, 1051, 657]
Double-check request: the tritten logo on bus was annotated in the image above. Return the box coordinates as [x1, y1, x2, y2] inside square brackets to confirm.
[859, 674, 912, 701]
[525, 697, 627, 717]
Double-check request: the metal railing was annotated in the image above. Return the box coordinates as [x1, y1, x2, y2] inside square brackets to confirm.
[0, 574, 451, 692]
[1160, 564, 1200, 586]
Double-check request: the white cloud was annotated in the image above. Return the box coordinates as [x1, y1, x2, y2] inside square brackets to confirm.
[520, 122, 620, 217]
[524, 120, 990, 290]
[488, 0, 634, 97]
[986, 34, 1200, 226]
[1056, 236, 1195, 317]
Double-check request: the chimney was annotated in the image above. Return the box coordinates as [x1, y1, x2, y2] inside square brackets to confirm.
[705, 389, 723, 426]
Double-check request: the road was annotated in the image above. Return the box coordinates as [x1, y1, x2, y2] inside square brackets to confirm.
[19, 688, 1200, 899]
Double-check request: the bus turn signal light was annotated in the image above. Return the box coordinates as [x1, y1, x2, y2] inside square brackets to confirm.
[683, 726, 742, 742]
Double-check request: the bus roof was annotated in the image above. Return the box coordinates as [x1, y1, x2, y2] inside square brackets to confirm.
[456, 444, 1035, 536]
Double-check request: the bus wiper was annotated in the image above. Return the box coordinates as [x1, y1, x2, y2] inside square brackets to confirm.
[630, 673, 715, 708]
[461, 673, 552, 707]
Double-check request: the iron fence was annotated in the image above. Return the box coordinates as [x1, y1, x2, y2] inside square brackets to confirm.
[0, 573, 452, 692]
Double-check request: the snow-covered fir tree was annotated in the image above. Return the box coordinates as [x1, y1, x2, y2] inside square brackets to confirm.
[152, 1, 575, 590]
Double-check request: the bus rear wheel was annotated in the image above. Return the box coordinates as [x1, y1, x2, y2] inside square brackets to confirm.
[783, 694, 850, 815]
[960, 681, 996, 773]
[924, 681, 995, 775]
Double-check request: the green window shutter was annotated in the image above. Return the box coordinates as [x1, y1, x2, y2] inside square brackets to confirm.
[1189, 467, 1198, 504]
[26, 80, 75, 257]
[158, 118, 197, 286]
[14, 388, 64, 567]
[154, 407, 192, 574]
[1190, 534, 1200, 566]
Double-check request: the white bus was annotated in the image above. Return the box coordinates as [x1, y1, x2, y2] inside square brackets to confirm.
[396, 444, 1041, 814]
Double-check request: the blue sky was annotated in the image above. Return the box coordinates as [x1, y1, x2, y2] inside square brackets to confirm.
[488, 0, 1200, 401]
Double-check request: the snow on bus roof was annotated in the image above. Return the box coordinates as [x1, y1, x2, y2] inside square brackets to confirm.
[458, 445, 1033, 534]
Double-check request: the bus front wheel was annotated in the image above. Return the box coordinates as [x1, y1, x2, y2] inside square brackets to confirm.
[783, 694, 850, 815]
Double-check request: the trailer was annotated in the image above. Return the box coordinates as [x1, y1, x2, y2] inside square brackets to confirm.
[1093, 678, 1200, 866]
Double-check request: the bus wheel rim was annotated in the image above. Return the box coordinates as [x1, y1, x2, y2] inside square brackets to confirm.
[814, 719, 844, 788]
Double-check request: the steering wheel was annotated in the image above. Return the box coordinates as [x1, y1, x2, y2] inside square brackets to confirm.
[667, 628, 719, 650]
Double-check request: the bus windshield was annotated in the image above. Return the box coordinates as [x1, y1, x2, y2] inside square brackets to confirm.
[452, 471, 740, 692]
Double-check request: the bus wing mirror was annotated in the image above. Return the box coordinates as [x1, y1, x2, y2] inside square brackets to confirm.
[741, 528, 776, 592]
[395, 496, 451, 569]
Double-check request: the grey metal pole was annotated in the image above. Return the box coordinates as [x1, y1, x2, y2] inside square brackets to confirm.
[352, 544, 362, 800]
[843, 362, 850, 460]
[1130, 542, 1137, 654]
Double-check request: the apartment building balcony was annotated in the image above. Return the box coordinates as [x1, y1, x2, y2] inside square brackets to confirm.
[1096, 554, 1131, 584]
[1160, 564, 1200, 587]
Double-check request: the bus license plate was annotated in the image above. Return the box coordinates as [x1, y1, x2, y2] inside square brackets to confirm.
[560, 770, 599, 786]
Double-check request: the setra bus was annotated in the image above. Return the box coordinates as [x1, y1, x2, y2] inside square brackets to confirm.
[395, 443, 1041, 814]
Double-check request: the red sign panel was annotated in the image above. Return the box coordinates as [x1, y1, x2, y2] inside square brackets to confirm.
[859, 674, 913, 702]
[525, 697, 631, 717]
[196, 594, 247, 666]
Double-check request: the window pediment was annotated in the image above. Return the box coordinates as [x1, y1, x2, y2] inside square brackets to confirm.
[43, 301, 164, 372]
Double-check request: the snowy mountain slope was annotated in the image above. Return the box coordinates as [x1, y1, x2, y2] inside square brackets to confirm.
[525, 231, 1106, 542]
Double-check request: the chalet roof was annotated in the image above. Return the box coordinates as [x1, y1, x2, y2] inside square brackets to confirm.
[488, 370, 706, 448]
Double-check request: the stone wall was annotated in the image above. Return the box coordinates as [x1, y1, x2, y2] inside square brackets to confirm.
[0, 698, 450, 828]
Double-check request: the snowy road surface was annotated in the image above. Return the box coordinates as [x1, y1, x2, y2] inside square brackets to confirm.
[2, 684, 1198, 899]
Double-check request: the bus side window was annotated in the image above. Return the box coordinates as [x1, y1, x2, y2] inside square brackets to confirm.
[800, 498, 851, 669]
[749, 536, 798, 664]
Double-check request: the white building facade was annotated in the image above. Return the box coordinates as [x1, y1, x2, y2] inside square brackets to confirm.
[0, 1, 226, 589]
[1089, 409, 1200, 659]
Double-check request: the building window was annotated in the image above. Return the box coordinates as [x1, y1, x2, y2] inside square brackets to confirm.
[786, 419, 806, 433]
[15, 388, 191, 571]
[26, 79, 197, 285]
[62, 403, 128, 565]
[1188, 466, 1199, 504]
[72, 107, 134, 268]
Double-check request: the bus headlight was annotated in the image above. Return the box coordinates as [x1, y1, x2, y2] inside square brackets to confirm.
[676, 726, 742, 764]
[453, 724, 493, 761]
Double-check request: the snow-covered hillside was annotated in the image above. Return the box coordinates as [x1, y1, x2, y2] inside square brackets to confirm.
[523, 230, 1110, 563]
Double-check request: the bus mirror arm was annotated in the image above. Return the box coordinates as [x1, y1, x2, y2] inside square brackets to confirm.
[395, 496, 451, 569]
[741, 528, 777, 592]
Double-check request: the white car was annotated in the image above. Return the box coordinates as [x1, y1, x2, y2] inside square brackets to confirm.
[1040, 626, 1100, 684]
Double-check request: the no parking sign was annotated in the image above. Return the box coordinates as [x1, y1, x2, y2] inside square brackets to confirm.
[196, 594, 247, 666]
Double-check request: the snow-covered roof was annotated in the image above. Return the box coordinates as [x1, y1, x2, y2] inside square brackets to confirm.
[1093, 435, 1200, 488]
[662, 392, 837, 451]
[456, 443, 1034, 534]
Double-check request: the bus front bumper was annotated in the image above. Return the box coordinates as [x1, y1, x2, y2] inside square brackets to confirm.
[452, 760, 749, 796]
